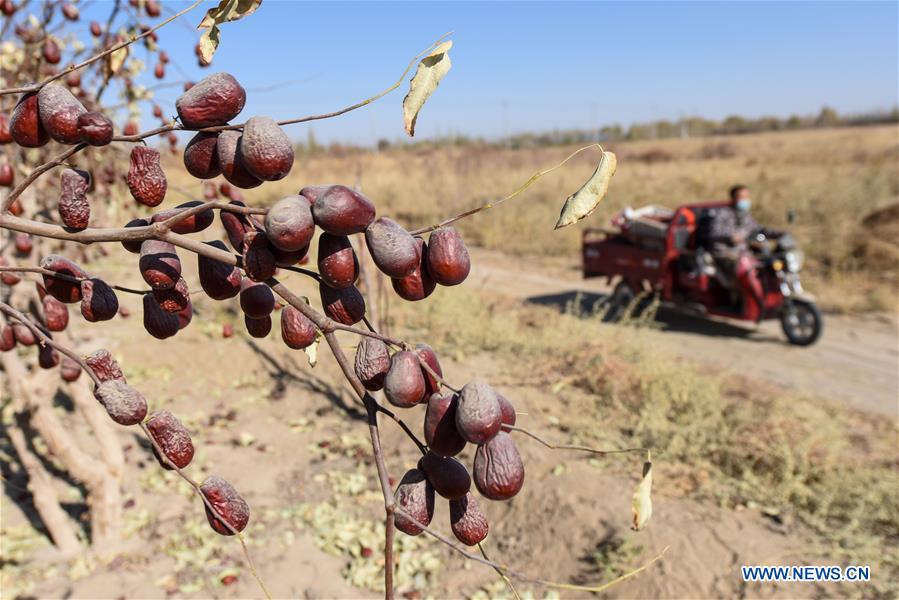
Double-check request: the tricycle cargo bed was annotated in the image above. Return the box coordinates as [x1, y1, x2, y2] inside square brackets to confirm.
[582, 229, 665, 283]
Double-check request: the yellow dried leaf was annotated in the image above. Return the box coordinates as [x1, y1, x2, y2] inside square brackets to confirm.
[631, 458, 652, 531]
[402, 40, 452, 137]
[554, 150, 617, 229]
[196, 0, 262, 63]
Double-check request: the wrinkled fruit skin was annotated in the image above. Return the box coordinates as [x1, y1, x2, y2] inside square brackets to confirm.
[40, 255, 87, 303]
[450, 492, 489, 546]
[244, 314, 272, 338]
[239, 279, 275, 318]
[176, 72, 246, 128]
[424, 392, 467, 457]
[85, 349, 125, 382]
[473, 431, 525, 500]
[280, 305, 316, 349]
[365, 217, 419, 278]
[10, 92, 49, 147]
[200, 475, 250, 535]
[121, 218, 148, 254]
[77, 111, 113, 146]
[384, 350, 426, 408]
[42, 295, 69, 332]
[220, 200, 255, 249]
[497, 393, 516, 426]
[392, 237, 436, 301]
[58, 168, 91, 230]
[183, 132, 221, 179]
[152, 277, 190, 313]
[93, 379, 147, 425]
[198, 240, 242, 300]
[317, 233, 358, 289]
[60, 356, 82, 381]
[80, 278, 119, 322]
[139, 240, 181, 290]
[421, 452, 471, 500]
[151, 201, 214, 234]
[239, 116, 294, 181]
[319, 284, 365, 325]
[142, 294, 179, 339]
[127, 146, 167, 207]
[427, 227, 471, 286]
[415, 343, 442, 397]
[455, 381, 502, 444]
[394, 468, 435, 536]
[354, 337, 390, 391]
[216, 130, 262, 189]
[311, 185, 375, 235]
[241, 231, 276, 282]
[38, 84, 86, 144]
[264, 195, 314, 252]
[146, 410, 194, 469]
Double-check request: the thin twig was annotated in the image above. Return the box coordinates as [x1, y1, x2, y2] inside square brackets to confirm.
[0, 266, 149, 295]
[504, 425, 648, 457]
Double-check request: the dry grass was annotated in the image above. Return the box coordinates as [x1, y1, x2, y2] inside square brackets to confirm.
[175, 124, 897, 313]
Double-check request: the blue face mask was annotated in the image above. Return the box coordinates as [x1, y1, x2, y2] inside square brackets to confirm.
[736, 198, 752, 213]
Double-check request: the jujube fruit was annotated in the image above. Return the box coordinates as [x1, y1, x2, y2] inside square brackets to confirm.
[473, 431, 524, 500]
[39, 343, 60, 369]
[239, 279, 275, 318]
[60, 356, 82, 381]
[427, 226, 470, 286]
[0, 325, 15, 351]
[146, 410, 194, 469]
[424, 392, 466, 457]
[392, 237, 436, 301]
[0, 257, 19, 285]
[317, 233, 358, 289]
[449, 492, 489, 546]
[58, 168, 91, 230]
[0, 164, 13, 187]
[90, 21, 102, 37]
[271, 244, 308, 267]
[0, 113, 13, 144]
[42, 38, 61, 64]
[77, 111, 113, 146]
[220, 200, 255, 250]
[139, 240, 181, 290]
[15, 233, 33, 256]
[264, 195, 314, 252]
[183, 132, 221, 179]
[151, 200, 214, 234]
[176, 72, 246, 128]
[384, 350, 426, 408]
[121, 218, 149, 254]
[353, 337, 390, 391]
[414, 343, 442, 397]
[10, 92, 49, 147]
[127, 146, 167, 207]
[238, 116, 294, 181]
[244, 314, 271, 338]
[298, 184, 331, 205]
[42, 294, 69, 332]
[152, 277, 190, 313]
[142, 294, 179, 339]
[176, 303, 193, 331]
[40, 255, 87, 303]
[216, 130, 262, 189]
[365, 217, 419, 278]
[241, 230, 276, 282]
[319, 283, 365, 325]
[80, 278, 119, 322]
[64, 70, 81, 88]
[37, 84, 86, 144]
[200, 476, 250, 535]
[497, 393, 516, 427]
[310, 185, 375, 235]
[93, 379, 147, 425]
[62, 3, 79, 20]
[420, 452, 471, 500]
[280, 305, 317, 349]
[394, 468, 435, 536]
[12, 322, 36, 346]
[455, 381, 502, 444]
[198, 241, 242, 300]
[85, 349, 125, 382]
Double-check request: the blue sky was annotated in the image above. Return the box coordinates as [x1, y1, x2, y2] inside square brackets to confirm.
[82, 1, 898, 144]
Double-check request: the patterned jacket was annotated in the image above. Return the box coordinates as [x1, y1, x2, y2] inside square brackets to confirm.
[708, 207, 760, 254]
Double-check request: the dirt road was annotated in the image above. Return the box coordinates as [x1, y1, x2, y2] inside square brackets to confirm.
[468, 248, 898, 417]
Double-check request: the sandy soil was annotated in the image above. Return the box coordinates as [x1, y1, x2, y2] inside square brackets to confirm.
[2, 248, 893, 599]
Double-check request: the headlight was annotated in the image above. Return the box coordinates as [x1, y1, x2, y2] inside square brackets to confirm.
[784, 250, 804, 272]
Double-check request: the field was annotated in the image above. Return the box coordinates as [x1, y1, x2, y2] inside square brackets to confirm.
[2, 125, 898, 599]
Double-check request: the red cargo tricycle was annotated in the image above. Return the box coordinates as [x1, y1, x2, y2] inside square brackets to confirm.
[582, 202, 823, 346]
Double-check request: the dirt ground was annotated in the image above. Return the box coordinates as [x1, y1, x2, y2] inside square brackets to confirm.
[3, 245, 894, 599]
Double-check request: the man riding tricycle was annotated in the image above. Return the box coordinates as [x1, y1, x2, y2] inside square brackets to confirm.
[582, 185, 823, 346]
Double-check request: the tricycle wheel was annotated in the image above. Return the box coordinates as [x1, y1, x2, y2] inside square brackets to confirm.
[603, 281, 636, 323]
[780, 299, 823, 346]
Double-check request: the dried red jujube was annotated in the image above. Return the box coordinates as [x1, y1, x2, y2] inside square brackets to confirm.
[93, 379, 148, 425]
[449, 492, 489, 546]
[146, 410, 194, 469]
[200, 475, 250, 535]
[58, 168, 91, 230]
[420, 452, 471, 500]
[354, 337, 390, 391]
[473, 431, 525, 501]
[80, 278, 119, 322]
[384, 350, 426, 408]
[317, 233, 358, 290]
[455, 381, 502, 444]
[280, 305, 317, 349]
[139, 240, 181, 290]
[394, 468, 435, 536]
[127, 146, 167, 207]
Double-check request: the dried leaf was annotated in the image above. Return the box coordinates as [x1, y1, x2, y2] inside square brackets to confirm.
[554, 150, 617, 229]
[197, 0, 262, 63]
[631, 457, 652, 531]
[104, 43, 129, 80]
[304, 331, 321, 368]
[402, 40, 452, 137]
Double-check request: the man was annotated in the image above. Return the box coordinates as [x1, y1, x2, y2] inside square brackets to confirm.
[708, 185, 765, 314]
